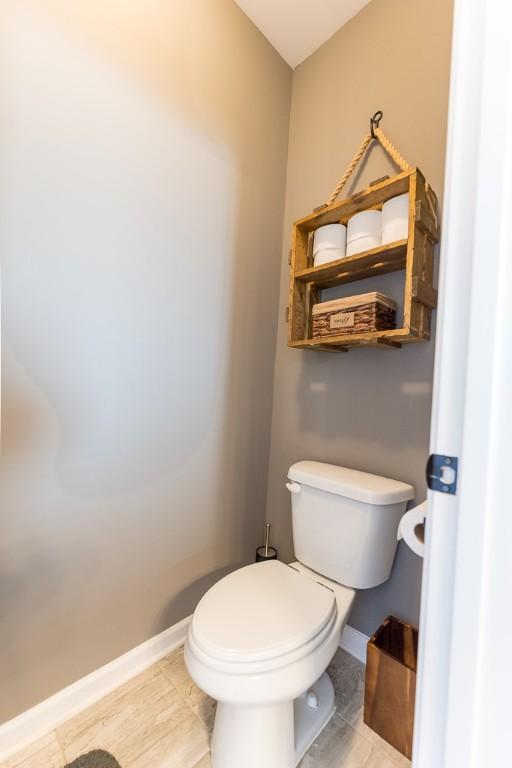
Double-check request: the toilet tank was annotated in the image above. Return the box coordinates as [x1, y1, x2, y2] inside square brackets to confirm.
[287, 461, 415, 589]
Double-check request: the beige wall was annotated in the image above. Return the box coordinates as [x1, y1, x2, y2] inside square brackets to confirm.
[0, 0, 291, 722]
[265, 0, 453, 636]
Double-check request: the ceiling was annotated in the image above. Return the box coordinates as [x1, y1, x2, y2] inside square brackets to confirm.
[234, 0, 372, 68]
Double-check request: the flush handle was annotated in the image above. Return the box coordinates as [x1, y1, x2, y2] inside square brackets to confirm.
[286, 481, 301, 494]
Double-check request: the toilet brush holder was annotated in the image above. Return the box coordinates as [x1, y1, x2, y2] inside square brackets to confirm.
[256, 522, 277, 562]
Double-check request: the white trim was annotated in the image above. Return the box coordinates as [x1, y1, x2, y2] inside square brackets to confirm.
[0, 616, 192, 761]
[339, 624, 368, 665]
[440, 1, 512, 762]
[412, 0, 481, 762]
[414, 1, 512, 766]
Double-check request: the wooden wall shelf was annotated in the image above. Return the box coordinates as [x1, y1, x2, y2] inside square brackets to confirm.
[294, 240, 408, 288]
[287, 169, 440, 352]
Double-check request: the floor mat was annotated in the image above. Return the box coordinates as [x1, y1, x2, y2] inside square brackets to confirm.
[64, 751, 121, 768]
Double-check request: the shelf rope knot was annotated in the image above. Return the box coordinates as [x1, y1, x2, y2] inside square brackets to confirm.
[326, 111, 414, 207]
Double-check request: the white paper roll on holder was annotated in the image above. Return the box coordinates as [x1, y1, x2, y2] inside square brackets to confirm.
[397, 500, 428, 558]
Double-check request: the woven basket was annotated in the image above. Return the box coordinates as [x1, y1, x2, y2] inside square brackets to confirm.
[312, 291, 396, 338]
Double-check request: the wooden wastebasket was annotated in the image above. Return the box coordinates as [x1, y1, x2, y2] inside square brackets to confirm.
[364, 616, 418, 759]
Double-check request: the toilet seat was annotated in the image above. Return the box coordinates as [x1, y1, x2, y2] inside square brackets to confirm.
[190, 560, 336, 668]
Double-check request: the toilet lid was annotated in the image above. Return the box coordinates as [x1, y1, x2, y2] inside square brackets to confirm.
[190, 560, 336, 663]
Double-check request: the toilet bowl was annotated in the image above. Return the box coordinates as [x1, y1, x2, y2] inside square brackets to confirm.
[185, 461, 415, 768]
[185, 560, 355, 768]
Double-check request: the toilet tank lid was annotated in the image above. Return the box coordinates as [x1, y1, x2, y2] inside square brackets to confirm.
[288, 461, 415, 504]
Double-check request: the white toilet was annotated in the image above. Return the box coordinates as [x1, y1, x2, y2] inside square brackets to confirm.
[185, 461, 414, 768]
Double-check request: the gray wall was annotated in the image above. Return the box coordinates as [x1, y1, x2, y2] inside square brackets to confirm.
[0, 0, 291, 722]
[265, 0, 453, 637]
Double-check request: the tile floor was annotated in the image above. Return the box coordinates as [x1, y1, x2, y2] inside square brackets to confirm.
[1, 648, 411, 768]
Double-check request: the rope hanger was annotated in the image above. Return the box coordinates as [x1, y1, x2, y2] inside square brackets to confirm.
[325, 111, 414, 207]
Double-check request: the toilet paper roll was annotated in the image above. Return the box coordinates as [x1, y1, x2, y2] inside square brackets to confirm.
[314, 247, 345, 267]
[397, 500, 427, 558]
[381, 193, 409, 244]
[347, 209, 382, 243]
[345, 234, 380, 257]
[382, 221, 408, 245]
[313, 224, 347, 255]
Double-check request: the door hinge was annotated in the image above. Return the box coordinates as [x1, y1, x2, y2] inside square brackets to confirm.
[426, 454, 458, 495]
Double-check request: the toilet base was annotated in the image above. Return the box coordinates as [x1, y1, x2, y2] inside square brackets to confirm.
[210, 672, 335, 768]
[294, 672, 336, 764]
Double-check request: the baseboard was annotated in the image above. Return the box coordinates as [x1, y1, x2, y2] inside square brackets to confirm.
[0, 616, 367, 761]
[0, 615, 192, 761]
[340, 624, 369, 664]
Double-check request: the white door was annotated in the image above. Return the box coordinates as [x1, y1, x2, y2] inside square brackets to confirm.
[413, 0, 512, 766]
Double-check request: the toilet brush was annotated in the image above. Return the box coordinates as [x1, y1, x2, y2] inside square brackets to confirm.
[255, 522, 278, 562]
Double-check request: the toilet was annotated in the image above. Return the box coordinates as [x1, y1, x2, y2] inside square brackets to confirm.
[185, 461, 414, 768]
